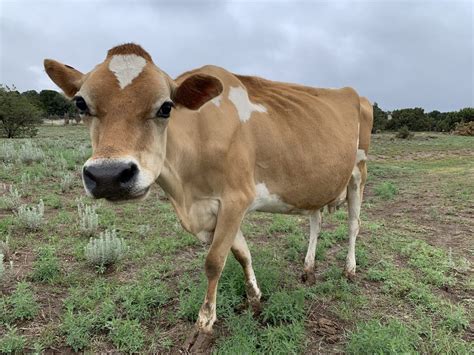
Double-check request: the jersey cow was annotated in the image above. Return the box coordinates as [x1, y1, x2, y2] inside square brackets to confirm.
[44, 43, 372, 352]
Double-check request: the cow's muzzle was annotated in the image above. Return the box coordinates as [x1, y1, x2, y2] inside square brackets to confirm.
[82, 160, 145, 201]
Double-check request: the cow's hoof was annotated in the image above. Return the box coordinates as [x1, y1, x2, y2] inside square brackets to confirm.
[302, 271, 316, 285]
[182, 328, 213, 354]
[248, 298, 262, 316]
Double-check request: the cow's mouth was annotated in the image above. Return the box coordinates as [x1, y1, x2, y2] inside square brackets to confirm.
[103, 186, 151, 203]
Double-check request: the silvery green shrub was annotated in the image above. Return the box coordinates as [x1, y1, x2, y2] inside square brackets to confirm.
[16, 200, 44, 230]
[0, 253, 4, 280]
[84, 229, 128, 272]
[0, 142, 16, 162]
[77, 201, 99, 236]
[137, 224, 151, 238]
[60, 172, 74, 192]
[0, 184, 22, 210]
[0, 236, 10, 262]
[18, 141, 45, 164]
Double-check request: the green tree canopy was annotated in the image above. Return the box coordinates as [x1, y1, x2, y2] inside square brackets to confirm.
[38, 90, 75, 117]
[0, 85, 42, 138]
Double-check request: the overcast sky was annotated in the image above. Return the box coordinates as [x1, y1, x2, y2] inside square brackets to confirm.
[1, 0, 472, 111]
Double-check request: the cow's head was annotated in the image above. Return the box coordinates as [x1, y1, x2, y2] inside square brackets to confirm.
[44, 44, 222, 201]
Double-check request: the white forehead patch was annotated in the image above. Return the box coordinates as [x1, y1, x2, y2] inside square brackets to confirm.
[108, 54, 147, 89]
[228, 86, 267, 122]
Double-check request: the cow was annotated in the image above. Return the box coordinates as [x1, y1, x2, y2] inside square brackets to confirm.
[44, 43, 370, 352]
[303, 97, 373, 284]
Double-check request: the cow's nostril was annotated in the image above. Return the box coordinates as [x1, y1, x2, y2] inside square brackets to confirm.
[119, 163, 138, 184]
[83, 166, 96, 182]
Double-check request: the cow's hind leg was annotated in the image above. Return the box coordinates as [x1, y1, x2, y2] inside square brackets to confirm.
[302, 209, 322, 285]
[232, 230, 261, 313]
[345, 161, 364, 279]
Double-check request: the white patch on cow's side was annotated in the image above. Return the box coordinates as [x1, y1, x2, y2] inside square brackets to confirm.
[228, 86, 267, 122]
[249, 182, 311, 214]
[108, 54, 146, 89]
[356, 149, 367, 163]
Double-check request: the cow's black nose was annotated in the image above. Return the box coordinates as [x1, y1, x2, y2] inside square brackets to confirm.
[83, 162, 139, 199]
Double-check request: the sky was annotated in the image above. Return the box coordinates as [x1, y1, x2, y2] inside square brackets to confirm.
[0, 0, 472, 112]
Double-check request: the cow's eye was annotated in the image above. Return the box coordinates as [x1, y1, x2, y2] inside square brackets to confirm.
[74, 96, 89, 114]
[156, 101, 174, 119]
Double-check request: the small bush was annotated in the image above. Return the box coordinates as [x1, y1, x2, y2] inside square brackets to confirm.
[0, 142, 16, 162]
[0, 253, 4, 280]
[346, 319, 419, 354]
[32, 246, 61, 283]
[16, 199, 44, 230]
[84, 229, 128, 273]
[116, 282, 169, 320]
[18, 140, 45, 164]
[440, 304, 469, 332]
[453, 121, 474, 136]
[10, 282, 39, 321]
[0, 326, 26, 354]
[62, 310, 94, 352]
[77, 202, 99, 237]
[0, 236, 11, 262]
[395, 125, 414, 139]
[108, 318, 145, 353]
[60, 172, 74, 192]
[374, 181, 398, 200]
[137, 224, 151, 238]
[262, 289, 305, 325]
[259, 322, 305, 354]
[0, 184, 22, 210]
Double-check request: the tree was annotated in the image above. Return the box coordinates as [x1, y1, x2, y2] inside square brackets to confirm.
[0, 85, 42, 138]
[386, 107, 431, 131]
[372, 102, 388, 132]
[38, 90, 75, 117]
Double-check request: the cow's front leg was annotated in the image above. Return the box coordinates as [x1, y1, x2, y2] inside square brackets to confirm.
[183, 197, 248, 353]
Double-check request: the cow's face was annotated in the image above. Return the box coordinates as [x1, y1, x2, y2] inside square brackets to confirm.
[44, 44, 222, 202]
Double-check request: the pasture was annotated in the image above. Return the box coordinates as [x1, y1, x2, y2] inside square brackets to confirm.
[0, 125, 472, 353]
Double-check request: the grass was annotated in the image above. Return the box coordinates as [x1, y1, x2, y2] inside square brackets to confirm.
[346, 319, 419, 354]
[0, 127, 472, 353]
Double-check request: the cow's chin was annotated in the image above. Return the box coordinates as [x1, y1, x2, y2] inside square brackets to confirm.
[107, 187, 151, 204]
[86, 186, 152, 204]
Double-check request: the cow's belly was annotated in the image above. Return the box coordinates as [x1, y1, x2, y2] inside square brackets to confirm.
[248, 183, 314, 215]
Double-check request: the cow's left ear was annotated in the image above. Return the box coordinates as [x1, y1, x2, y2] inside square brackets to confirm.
[173, 74, 223, 110]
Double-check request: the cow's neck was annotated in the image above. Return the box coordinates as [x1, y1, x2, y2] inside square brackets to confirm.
[156, 122, 191, 227]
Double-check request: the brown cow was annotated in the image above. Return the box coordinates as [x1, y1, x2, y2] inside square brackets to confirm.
[44, 43, 370, 352]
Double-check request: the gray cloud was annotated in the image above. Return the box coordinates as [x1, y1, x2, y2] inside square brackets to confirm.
[1, 0, 472, 111]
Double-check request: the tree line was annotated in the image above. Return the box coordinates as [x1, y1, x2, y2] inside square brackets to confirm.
[373, 103, 474, 133]
[1, 85, 473, 138]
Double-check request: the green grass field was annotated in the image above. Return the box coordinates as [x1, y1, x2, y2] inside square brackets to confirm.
[1, 126, 473, 353]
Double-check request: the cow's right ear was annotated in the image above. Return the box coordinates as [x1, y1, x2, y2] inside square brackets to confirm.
[43, 59, 84, 98]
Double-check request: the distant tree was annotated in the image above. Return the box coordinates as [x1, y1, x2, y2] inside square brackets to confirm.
[38, 90, 75, 117]
[372, 102, 388, 132]
[21, 90, 44, 112]
[0, 85, 42, 138]
[386, 107, 431, 131]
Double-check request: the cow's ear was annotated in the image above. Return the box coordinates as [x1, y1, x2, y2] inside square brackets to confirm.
[43, 59, 84, 98]
[173, 74, 223, 110]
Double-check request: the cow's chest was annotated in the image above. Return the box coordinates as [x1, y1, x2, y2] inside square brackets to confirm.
[172, 198, 219, 244]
